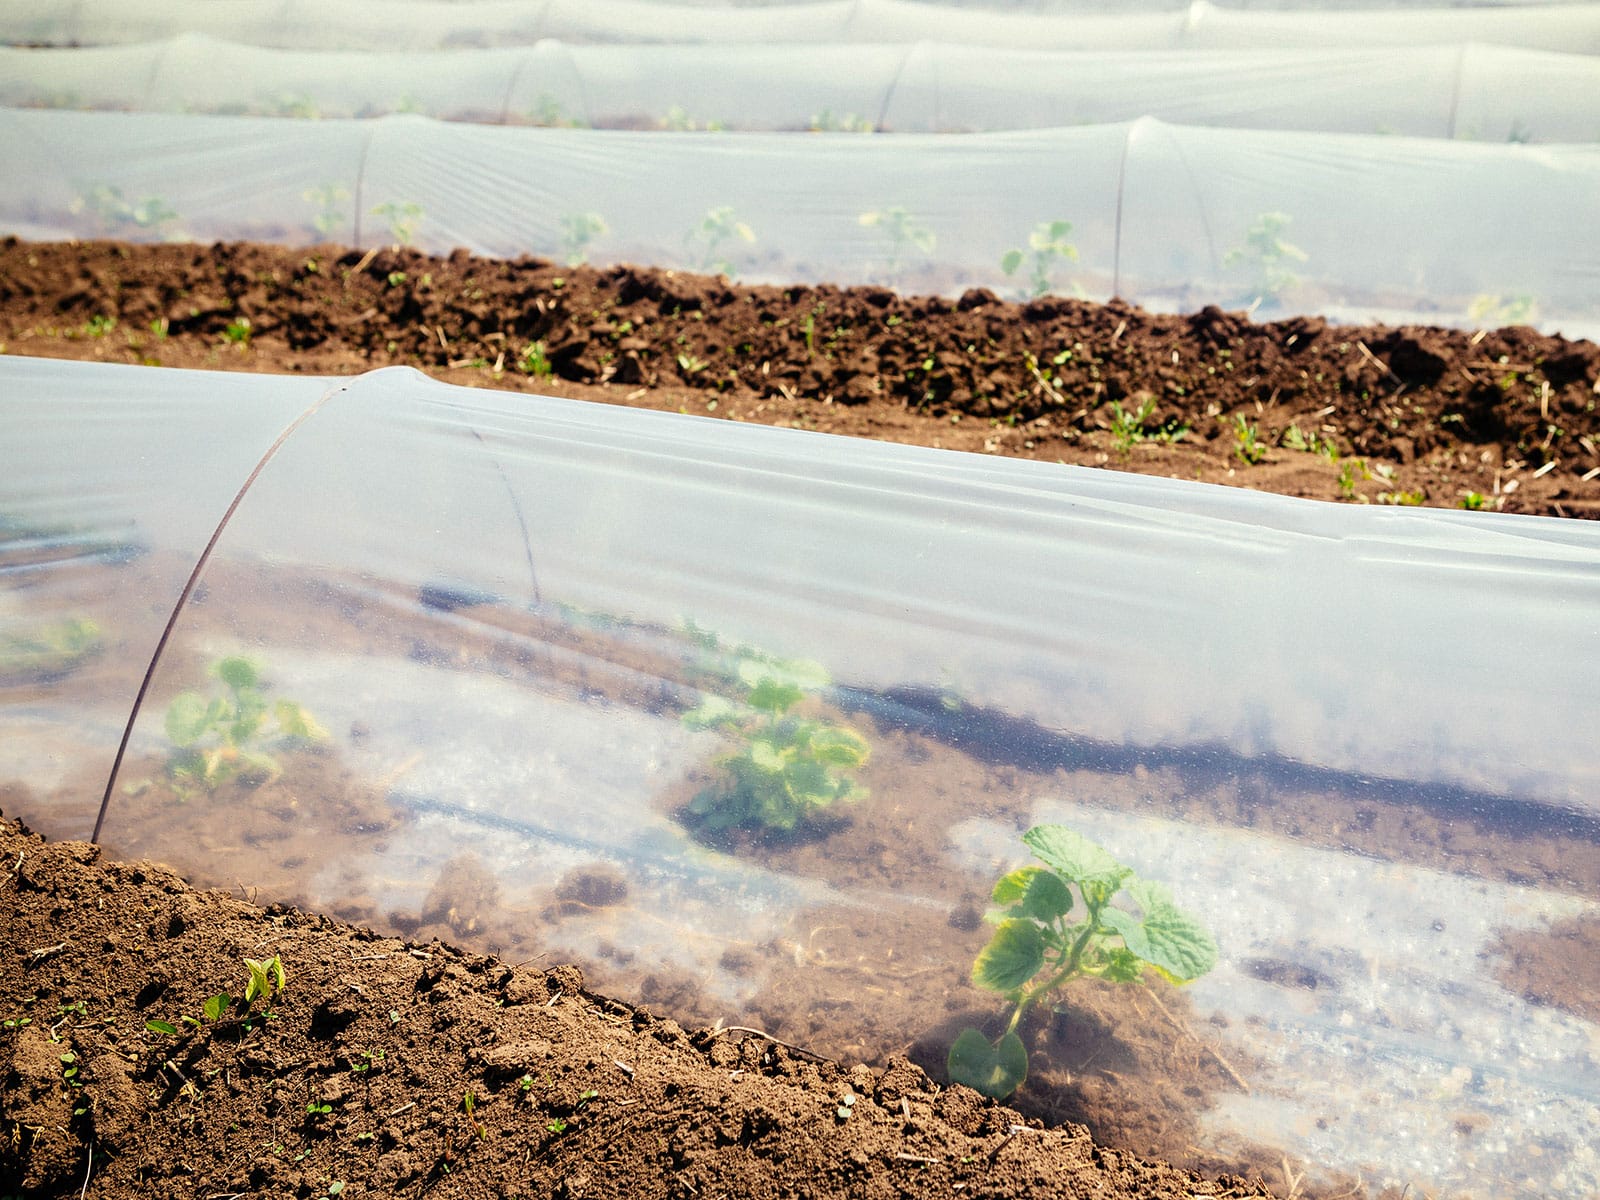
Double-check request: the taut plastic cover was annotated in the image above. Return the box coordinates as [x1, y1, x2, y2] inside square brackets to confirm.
[3, 36, 1597, 141]
[2, 356, 1599, 1197]
[6, 0, 1600, 52]
[3, 108, 1598, 339]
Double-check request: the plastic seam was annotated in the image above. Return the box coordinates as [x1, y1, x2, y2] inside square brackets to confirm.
[89, 381, 349, 844]
[350, 121, 378, 246]
[874, 40, 922, 133]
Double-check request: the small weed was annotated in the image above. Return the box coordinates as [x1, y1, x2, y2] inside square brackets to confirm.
[1337, 459, 1369, 499]
[518, 341, 553, 378]
[1459, 491, 1487, 510]
[1232, 415, 1267, 465]
[222, 317, 252, 346]
[149, 317, 169, 339]
[84, 315, 115, 338]
[1377, 489, 1425, 506]
[676, 352, 709, 376]
[386, 271, 407, 288]
[1107, 397, 1187, 454]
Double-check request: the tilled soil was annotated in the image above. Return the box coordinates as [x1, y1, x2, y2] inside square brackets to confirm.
[3, 238, 1598, 518]
[0, 813, 1275, 1200]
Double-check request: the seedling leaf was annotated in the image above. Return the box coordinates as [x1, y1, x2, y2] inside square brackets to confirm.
[203, 993, 231, 1022]
[991, 866, 1073, 924]
[215, 656, 260, 690]
[973, 918, 1046, 994]
[1022, 825, 1125, 886]
[947, 1028, 1027, 1099]
[145, 1019, 178, 1035]
[164, 692, 211, 746]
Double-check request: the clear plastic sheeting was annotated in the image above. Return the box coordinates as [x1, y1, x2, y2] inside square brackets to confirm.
[4, 36, 1599, 141]
[3, 357, 1598, 1196]
[0, 358, 333, 838]
[4, 108, 1599, 338]
[7, 0, 1600, 52]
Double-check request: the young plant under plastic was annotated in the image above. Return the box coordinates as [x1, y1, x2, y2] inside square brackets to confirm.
[948, 824, 1217, 1099]
[681, 657, 869, 833]
[162, 656, 326, 797]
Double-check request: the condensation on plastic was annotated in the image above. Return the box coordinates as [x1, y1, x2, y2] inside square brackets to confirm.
[3, 36, 1599, 142]
[3, 107, 1598, 339]
[3, 356, 1599, 1194]
[0, 358, 333, 838]
[7, 0, 1600, 52]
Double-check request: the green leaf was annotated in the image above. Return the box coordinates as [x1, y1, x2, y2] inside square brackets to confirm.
[990, 866, 1072, 924]
[1000, 249, 1023, 276]
[1023, 825, 1126, 886]
[947, 1029, 1028, 1099]
[275, 701, 328, 741]
[203, 993, 231, 1022]
[1100, 880, 1218, 983]
[145, 1019, 178, 1035]
[972, 919, 1045, 994]
[748, 740, 787, 774]
[808, 726, 869, 767]
[214, 656, 260, 691]
[682, 695, 736, 730]
[746, 677, 804, 715]
[164, 692, 211, 747]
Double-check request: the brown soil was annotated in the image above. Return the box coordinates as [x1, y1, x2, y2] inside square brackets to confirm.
[4, 238, 1599, 1200]
[0, 812, 1279, 1200]
[2, 238, 1598, 518]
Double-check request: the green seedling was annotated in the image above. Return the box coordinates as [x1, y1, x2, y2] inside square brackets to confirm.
[463, 1089, 485, 1140]
[1224, 211, 1307, 311]
[1106, 397, 1187, 454]
[162, 656, 327, 796]
[0, 616, 102, 683]
[686, 205, 756, 278]
[222, 317, 252, 346]
[948, 824, 1217, 1100]
[1468, 292, 1537, 328]
[84, 315, 115, 338]
[676, 351, 709, 376]
[682, 657, 870, 833]
[559, 212, 607, 267]
[70, 184, 182, 239]
[519, 340, 553, 378]
[301, 183, 350, 238]
[858, 207, 936, 278]
[1459, 491, 1488, 510]
[1001, 221, 1078, 300]
[661, 105, 725, 132]
[808, 109, 874, 133]
[370, 200, 424, 247]
[245, 954, 287, 1005]
[1337, 458, 1370, 500]
[1232, 415, 1267, 465]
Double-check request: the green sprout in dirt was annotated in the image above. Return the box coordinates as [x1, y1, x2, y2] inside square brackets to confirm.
[948, 824, 1217, 1100]
[858, 207, 936, 279]
[559, 211, 607, 267]
[519, 340, 554, 378]
[1107, 397, 1188, 455]
[1232, 414, 1268, 465]
[222, 317, 252, 347]
[1224, 211, 1307, 311]
[370, 200, 424, 247]
[70, 184, 183, 239]
[163, 656, 327, 797]
[681, 657, 870, 834]
[686, 206, 756, 278]
[1001, 221, 1078, 300]
[302, 183, 351, 238]
[144, 954, 285, 1037]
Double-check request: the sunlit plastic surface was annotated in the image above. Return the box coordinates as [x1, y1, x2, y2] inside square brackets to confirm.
[4, 358, 1596, 1194]
[3, 108, 1598, 339]
[4, 36, 1598, 141]
[9, 0, 1600, 50]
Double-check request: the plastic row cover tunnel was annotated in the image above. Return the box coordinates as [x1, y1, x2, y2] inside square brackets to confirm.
[3, 356, 1599, 1196]
[6, 109, 1600, 338]
[8, 0, 1600, 52]
[5, 36, 1599, 140]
